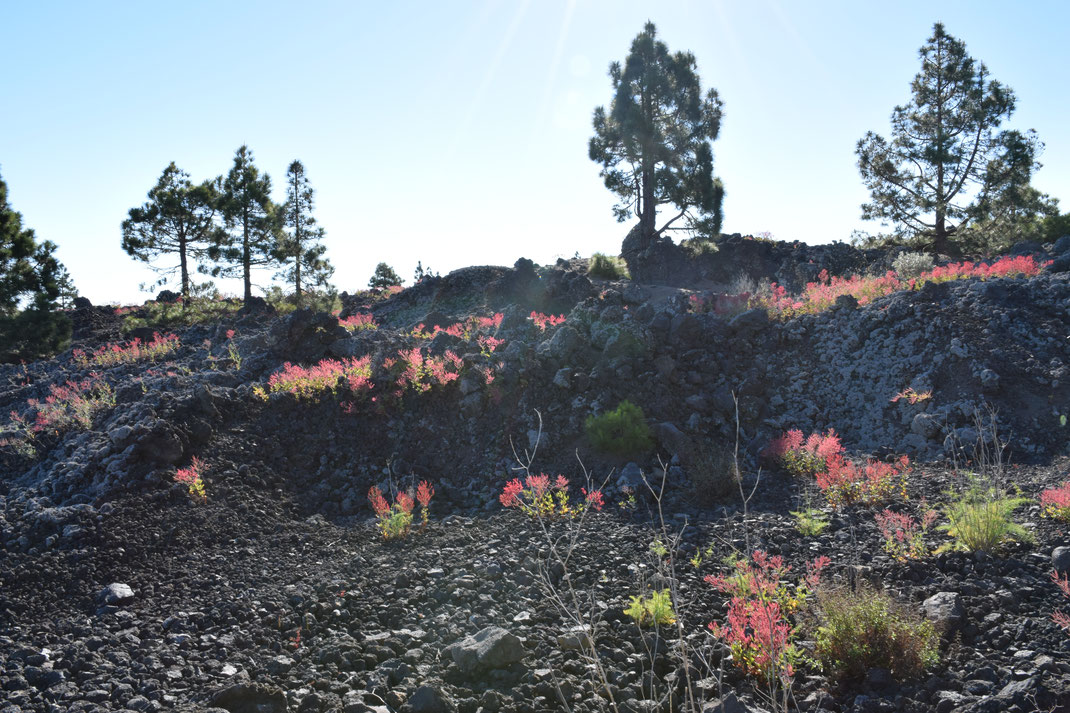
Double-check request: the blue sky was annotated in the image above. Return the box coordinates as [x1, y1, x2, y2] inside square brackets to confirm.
[2, 0, 1068, 304]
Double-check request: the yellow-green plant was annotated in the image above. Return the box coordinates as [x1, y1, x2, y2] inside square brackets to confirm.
[790, 508, 829, 536]
[938, 480, 1032, 552]
[624, 589, 675, 628]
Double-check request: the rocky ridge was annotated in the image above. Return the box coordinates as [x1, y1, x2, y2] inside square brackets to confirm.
[1, 238, 1070, 713]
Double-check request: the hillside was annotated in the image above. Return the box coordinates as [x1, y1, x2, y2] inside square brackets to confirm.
[1, 236, 1070, 713]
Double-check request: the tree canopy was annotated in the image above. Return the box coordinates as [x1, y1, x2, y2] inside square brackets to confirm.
[857, 23, 1050, 256]
[0, 168, 74, 360]
[368, 262, 402, 290]
[276, 160, 333, 302]
[589, 22, 724, 251]
[211, 146, 282, 302]
[121, 162, 224, 299]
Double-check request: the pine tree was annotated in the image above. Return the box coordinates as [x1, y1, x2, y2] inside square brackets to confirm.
[0, 169, 73, 361]
[589, 22, 724, 250]
[121, 162, 223, 299]
[857, 23, 1047, 256]
[211, 146, 282, 302]
[368, 262, 402, 290]
[276, 160, 333, 303]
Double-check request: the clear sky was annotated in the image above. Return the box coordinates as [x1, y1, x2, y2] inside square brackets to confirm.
[2, 0, 1068, 305]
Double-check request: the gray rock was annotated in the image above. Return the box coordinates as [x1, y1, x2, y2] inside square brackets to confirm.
[728, 307, 769, 334]
[617, 463, 644, 490]
[921, 591, 964, 635]
[98, 582, 135, 606]
[404, 685, 452, 713]
[668, 313, 701, 347]
[553, 368, 572, 389]
[910, 412, 942, 438]
[1052, 546, 1070, 574]
[265, 655, 294, 675]
[701, 691, 755, 713]
[211, 683, 288, 713]
[536, 325, 583, 361]
[444, 626, 525, 673]
[979, 368, 1000, 389]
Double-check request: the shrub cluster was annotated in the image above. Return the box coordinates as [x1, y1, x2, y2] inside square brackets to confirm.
[891, 251, 935, 279]
[585, 400, 653, 457]
[368, 481, 434, 540]
[174, 456, 207, 503]
[73, 332, 180, 368]
[938, 480, 1033, 552]
[1, 373, 115, 457]
[499, 474, 604, 518]
[766, 429, 910, 507]
[813, 587, 939, 685]
[588, 252, 630, 280]
[690, 255, 1049, 321]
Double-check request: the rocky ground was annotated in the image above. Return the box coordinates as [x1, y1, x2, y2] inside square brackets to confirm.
[2, 237, 1070, 713]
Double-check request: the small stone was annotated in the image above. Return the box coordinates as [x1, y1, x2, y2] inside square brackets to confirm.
[921, 592, 964, 635]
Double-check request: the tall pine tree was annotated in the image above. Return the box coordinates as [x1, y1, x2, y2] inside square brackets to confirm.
[0, 168, 73, 361]
[121, 162, 223, 299]
[589, 22, 724, 250]
[211, 146, 281, 303]
[276, 160, 333, 302]
[857, 23, 1047, 256]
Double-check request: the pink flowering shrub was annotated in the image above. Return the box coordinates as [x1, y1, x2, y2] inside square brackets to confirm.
[891, 387, 932, 405]
[1040, 481, 1070, 522]
[1052, 570, 1070, 636]
[763, 429, 843, 477]
[703, 255, 1049, 322]
[707, 551, 829, 687]
[529, 311, 566, 331]
[391, 348, 463, 394]
[174, 456, 206, 503]
[765, 429, 910, 508]
[875, 508, 938, 561]
[368, 482, 434, 539]
[410, 313, 503, 342]
[73, 332, 180, 368]
[1, 374, 115, 456]
[817, 454, 911, 507]
[339, 313, 377, 332]
[259, 356, 374, 401]
[499, 474, 604, 518]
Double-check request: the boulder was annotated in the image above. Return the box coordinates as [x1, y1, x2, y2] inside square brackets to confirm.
[443, 626, 525, 673]
[98, 583, 135, 606]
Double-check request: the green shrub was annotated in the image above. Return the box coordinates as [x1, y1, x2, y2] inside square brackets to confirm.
[624, 588, 675, 628]
[0, 309, 71, 363]
[938, 480, 1033, 553]
[790, 508, 829, 536]
[588, 253, 630, 280]
[814, 587, 939, 685]
[122, 297, 243, 333]
[585, 400, 653, 457]
[891, 251, 934, 279]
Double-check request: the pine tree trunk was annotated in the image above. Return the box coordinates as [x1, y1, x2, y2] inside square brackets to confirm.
[294, 212, 302, 301]
[933, 212, 952, 256]
[242, 209, 251, 302]
[179, 233, 189, 299]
